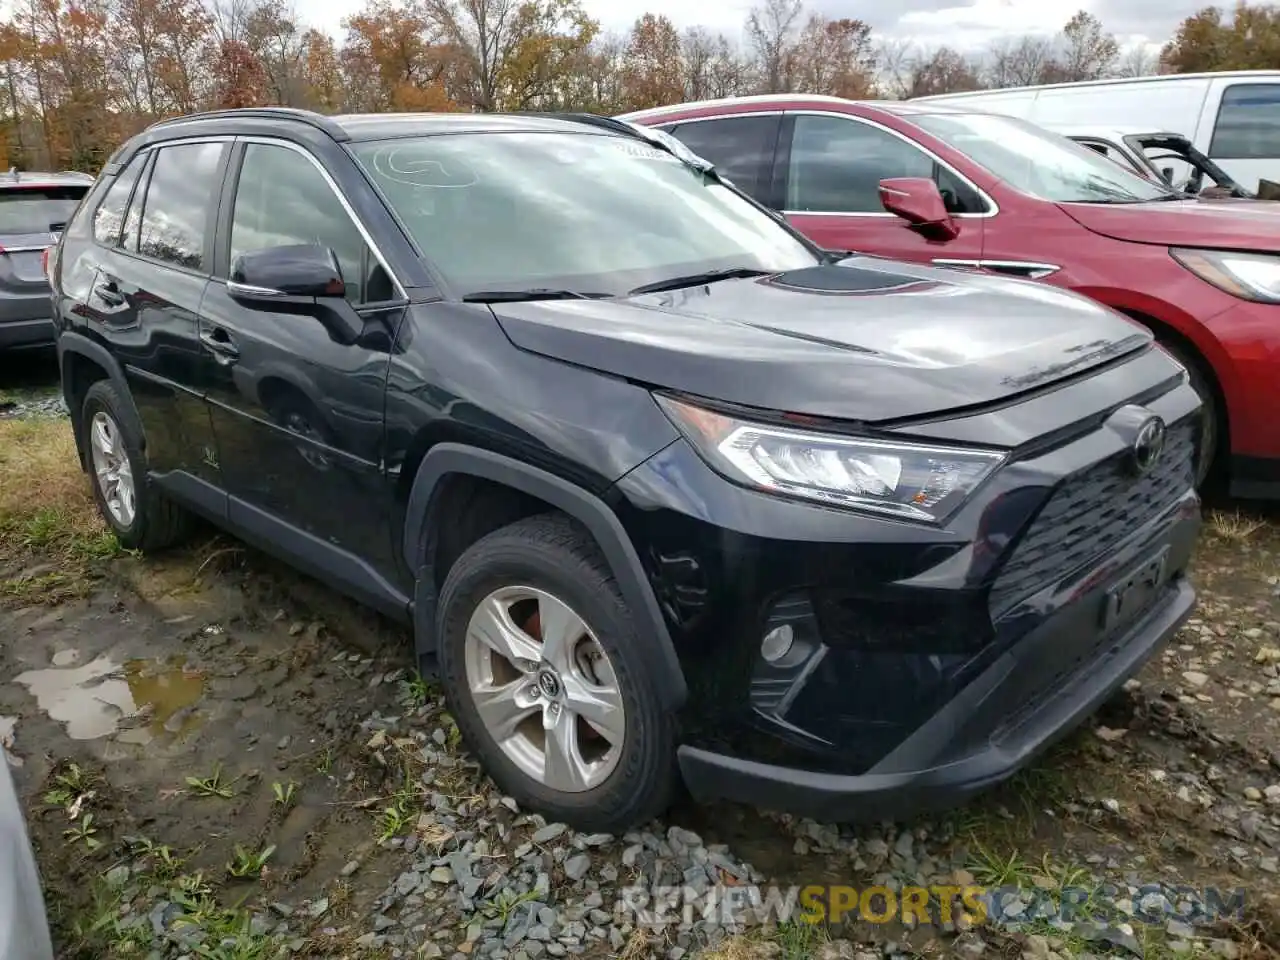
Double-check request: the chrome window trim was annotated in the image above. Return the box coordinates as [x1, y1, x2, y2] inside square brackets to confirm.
[235, 135, 406, 301]
[932, 258, 1060, 280]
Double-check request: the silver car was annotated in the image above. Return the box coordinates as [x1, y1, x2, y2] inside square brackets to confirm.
[0, 169, 93, 351]
[0, 752, 54, 960]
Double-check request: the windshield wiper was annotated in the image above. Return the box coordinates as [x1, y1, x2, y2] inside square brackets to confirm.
[628, 267, 772, 296]
[462, 288, 611, 303]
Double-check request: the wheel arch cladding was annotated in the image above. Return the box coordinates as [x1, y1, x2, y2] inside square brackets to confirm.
[57, 332, 138, 471]
[404, 443, 688, 710]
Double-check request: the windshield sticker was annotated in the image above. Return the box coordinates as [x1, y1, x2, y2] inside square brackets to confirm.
[600, 139, 681, 163]
[368, 145, 478, 188]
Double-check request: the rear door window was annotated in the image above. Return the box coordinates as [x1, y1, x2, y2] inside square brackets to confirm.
[136, 141, 225, 272]
[665, 115, 781, 202]
[93, 154, 147, 246]
[1211, 84, 1280, 158]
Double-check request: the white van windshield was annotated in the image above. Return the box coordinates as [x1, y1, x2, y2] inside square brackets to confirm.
[914, 112, 1181, 204]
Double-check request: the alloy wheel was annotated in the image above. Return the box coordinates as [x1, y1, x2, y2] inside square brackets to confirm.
[463, 585, 625, 793]
[89, 411, 136, 527]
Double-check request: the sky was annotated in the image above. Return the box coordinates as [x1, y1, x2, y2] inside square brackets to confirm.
[302, 0, 1209, 52]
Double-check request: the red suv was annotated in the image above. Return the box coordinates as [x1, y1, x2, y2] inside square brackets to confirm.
[621, 95, 1280, 498]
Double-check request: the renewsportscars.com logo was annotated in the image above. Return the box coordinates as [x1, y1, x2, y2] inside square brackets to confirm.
[613, 883, 1247, 930]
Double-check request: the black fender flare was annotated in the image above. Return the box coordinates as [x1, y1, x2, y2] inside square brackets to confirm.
[404, 443, 687, 709]
[56, 331, 142, 471]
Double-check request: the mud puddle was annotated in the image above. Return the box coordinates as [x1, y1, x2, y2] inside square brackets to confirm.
[0, 552, 417, 946]
[13, 653, 204, 743]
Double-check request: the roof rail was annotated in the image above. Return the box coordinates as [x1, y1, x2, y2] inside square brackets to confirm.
[519, 112, 647, 139]
[146, 107, 349, 142]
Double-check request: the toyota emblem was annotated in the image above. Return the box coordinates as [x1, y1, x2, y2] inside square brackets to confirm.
[1132, 416, 1166, 476]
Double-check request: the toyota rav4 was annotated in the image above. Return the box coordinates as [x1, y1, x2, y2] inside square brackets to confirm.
[48, 108, 1201, 832]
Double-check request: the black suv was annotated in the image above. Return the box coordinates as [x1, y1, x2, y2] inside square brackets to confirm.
[50, 107, 1201, 832]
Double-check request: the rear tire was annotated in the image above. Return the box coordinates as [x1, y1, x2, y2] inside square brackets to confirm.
[81, 380, 190, 551]
[435, 513, 678, 832]
[1156, 339, 1219, 489]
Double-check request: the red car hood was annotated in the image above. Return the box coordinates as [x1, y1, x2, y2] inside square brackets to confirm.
[1059, 198, 1280, 251]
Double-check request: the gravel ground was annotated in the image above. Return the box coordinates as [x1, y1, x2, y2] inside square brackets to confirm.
[2, 360, 1278, 960]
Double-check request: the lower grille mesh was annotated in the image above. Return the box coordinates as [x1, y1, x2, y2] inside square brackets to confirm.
[989, 421, 1195, 619]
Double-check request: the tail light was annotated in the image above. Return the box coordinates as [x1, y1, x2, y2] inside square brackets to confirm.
[41, 247, 50, 279]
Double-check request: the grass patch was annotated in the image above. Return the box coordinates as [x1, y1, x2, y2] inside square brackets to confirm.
[695, 920, 830, 960]
[1205, 508, 1268, 543]
[0, 418, 127, 604]
[40, 761, 289, 960]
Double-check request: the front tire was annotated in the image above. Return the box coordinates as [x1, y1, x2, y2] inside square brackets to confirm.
[81, 380, 190, 551]
[435, 513, 677, 832]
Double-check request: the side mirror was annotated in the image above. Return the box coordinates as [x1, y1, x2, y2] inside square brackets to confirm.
[229, 244, 346, 300]
[878, 177, 959, 241]
[228, 244, 363, 344]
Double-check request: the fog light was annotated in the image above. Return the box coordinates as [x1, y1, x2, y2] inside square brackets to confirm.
[761, 624, 794, 662]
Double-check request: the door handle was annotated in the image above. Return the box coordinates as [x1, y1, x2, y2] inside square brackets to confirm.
[200, 327, 240, 363]
[94, 277, 124, 307]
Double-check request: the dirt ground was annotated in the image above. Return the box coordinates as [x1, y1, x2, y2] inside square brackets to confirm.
[3, 351, 1280, 960]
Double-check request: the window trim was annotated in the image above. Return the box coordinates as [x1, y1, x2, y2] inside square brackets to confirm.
[222, 136, 407, 304]
[1210, 82, 1280, 160]
[777, 110, 998, 219]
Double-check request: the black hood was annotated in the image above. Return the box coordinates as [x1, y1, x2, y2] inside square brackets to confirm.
[491, 256, 1152, 423]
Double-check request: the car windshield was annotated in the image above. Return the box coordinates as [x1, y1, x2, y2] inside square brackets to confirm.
[350, 131, 818, 298]
[913, 113, 1180, 204]
[0, 185, 87, 233]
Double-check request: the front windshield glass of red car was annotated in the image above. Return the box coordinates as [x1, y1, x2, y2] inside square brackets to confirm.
[913, 112, 1181, 204]
[351, 131, 820, 298]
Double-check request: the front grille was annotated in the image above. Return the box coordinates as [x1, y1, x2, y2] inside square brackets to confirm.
[988, 421, 1195, 619]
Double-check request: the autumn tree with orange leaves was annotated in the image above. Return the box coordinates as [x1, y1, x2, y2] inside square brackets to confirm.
[1162, 2, 1280, 73]
[0, 0, 1191, 174]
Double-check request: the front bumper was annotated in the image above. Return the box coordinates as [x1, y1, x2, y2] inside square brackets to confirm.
[678, 558, 1195, 823]
[611, 346, 1203, 820]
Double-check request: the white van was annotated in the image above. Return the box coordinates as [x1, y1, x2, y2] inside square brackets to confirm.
[914, 71, 1280, 194]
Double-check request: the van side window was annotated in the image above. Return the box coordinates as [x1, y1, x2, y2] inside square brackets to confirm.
[665, 116, 780, 202]
[785, 115, 984, 215]
[1211, 84, 1280, 159]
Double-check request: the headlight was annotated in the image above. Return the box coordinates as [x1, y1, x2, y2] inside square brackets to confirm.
[1171, 247, 1280, 302]
[655, 394, 1006, 522]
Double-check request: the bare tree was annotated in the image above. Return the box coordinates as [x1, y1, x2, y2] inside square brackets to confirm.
[875, 37, 914, 99]
[986, 35, 1055, 88]
[745, 0, 802, 93]
[1114, 42, 1158, 78]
